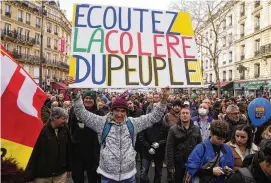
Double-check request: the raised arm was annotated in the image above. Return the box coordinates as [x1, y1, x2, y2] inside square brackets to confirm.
[71, 89, 105, 134]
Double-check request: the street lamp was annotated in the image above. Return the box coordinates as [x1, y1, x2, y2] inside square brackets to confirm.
[39, 0, 56, 88]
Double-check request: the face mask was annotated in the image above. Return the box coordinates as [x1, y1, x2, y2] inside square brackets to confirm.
[198, 108, 208, 116]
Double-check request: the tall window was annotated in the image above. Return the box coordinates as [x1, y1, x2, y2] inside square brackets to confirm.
[24, 47, 30, 56]
[206, 60, 208, 69]
[241, 45, 245, 60]
[229, 70, 232, 81]
[254, 15, 260, 31]
[35, 33, 40, 43]
[5, 4, 11, 13]
[53, 55, 56, 62]
[4, 23, 11, 32]
[18, 9, 23, 21]
[254, 63, 260, 77]
[240, 23, 245, 37]
[54, 39, 58, 49]
[47, 37, 51, 47]
[240, 3, 245, 16]
[255, 39, 260, 56]
[36, 17, 41, 27]
[16, 46, 22, 54]
[26, 13, 31, 24]
[229, 51, 232, 63]
[25, 30, 30, 41]
[47, 22, 52, 32]
[4, 43, 10, 52]
[228, 15, 232, 26]
[209, 74, 213, 83]
[17, 27, 23, 40]
[54, 25, 58, 34]
[223, 71, 226, 81]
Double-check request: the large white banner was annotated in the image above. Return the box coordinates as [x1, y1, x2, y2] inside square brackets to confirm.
[69, 4, 203, 88]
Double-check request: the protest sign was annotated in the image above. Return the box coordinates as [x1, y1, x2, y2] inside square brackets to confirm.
[69, 4, 203, 88]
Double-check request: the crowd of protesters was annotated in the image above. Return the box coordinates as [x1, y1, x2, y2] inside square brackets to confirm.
[3, 87, 271, 183]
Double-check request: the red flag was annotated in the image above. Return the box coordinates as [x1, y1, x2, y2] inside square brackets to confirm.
[0, 45, 47, 169]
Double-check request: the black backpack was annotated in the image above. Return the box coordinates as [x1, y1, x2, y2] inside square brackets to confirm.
[236, 168, 256, 183]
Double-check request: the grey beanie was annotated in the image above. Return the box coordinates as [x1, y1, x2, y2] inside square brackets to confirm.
[51, 107, 68, 121]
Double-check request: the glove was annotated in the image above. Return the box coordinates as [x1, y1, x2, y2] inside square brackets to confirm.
[152, 142, 159, 149]
[148, 148, 156, 155]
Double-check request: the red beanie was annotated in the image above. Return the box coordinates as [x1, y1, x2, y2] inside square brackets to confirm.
[111, 95, 128, 110]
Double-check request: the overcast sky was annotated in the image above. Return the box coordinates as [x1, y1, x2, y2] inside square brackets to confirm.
[59, 0, 173, 21]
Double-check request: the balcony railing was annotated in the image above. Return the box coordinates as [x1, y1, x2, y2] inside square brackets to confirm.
[240, 75, 245, 80]
[5, 12, 11, 18]
[47, 28, 51, 33]
[54, 32, 58, 35]
[1, 29, 36, 46]
[241, 55, 245, 60]
[54, 46, 58, 50]
[44, 59, 69, 70]
[260, 43, 271, 56]
[255, 1, 260, 8]
[18, 17, 23, 22]
[26, 20, 30, 25]
[255, 50, 260, 57]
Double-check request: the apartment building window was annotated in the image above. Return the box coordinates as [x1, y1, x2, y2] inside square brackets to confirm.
[228, 33, 232, 45]
[228, 15, 232, 26]
[54, 11, 57, 21]
[254, 63, 260, 77]
[240, 3, 245, 17]
[241, 45, 245, 60]
[47, 37, 51, 47]
[240, 70, 245, 80]
[4, 23, 11, 33]
[254, 15, 260, 31]
[222, 20, 226, 30]
[53, 55, 56, 62]
[223, 54, 226, 65]
[209, 74, 213, 83]
[210, 29, 213, 38]
[25, 30, 30, 41]
[223, 71, 226, 81]
[205, 60, 208, 69]
[255, 39, 260, 56]
[60, 56, 64, 62]
[5, 4, 11, 13]
[229, 51, 232, 63]
[24, 47, 30, 57]
[18, 9, 23, 22]
[229, 70, 232, 81]
[16, 46, 22, 55]
[47, 22, 52, 33]
[54, 39, 58, 50]
[34, 50, 39, 57]
[4, 43, 10, 52]
[46, 53, 51, 60]
[17, 27, 23, 40]
[26, 13, 31, 25]
[255, 1, 260, 8]
[35, 33, 40, 43]
[54, 25, 58, 35]
[240, 23, 245, 37]
[36, 17, 41, 28]
[210, 59, 213, 68]
[222, 37, 226, 47]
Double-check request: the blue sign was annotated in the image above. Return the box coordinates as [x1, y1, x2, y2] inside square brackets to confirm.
[248, 98, 271, 126]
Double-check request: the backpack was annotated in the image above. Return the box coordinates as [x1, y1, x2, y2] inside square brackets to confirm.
[100, 119, 135, 148]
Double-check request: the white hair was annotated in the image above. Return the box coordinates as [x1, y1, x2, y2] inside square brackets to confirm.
[226, 104, 239, 113]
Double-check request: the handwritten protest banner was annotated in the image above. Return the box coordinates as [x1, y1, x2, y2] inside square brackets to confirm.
[69, 4, 203, 88]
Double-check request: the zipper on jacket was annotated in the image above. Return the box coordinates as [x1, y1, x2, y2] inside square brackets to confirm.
[119, 125, 122, 181]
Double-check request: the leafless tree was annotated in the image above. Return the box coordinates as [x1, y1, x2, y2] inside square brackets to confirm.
[169, 0, 237, 97]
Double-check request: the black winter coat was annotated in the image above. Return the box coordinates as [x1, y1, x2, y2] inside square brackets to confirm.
[166, 120, 202, 169]
[68, 105, 104, 168]
[25, 122, 72, 182]
[139, 121, 168, 160]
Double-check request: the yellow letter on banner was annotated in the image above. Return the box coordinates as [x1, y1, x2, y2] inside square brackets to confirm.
[188, 60, 203, 84]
